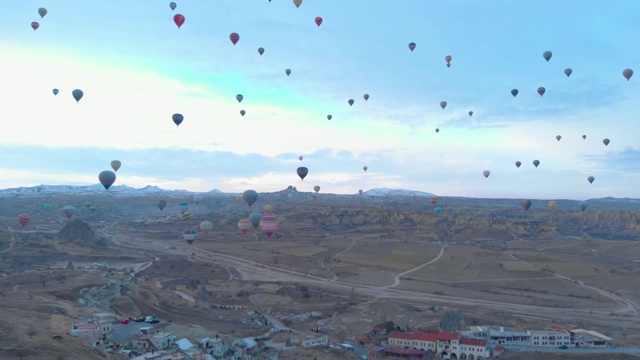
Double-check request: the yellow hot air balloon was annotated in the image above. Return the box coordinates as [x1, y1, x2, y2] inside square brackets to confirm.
[548, 201, 557, 210]
[264, 205, 273, 213]
[200, 221, 213, 234]
[235, 195, 243, 202]
[313, 185, 320, 193]
[293, 0, 302, 7]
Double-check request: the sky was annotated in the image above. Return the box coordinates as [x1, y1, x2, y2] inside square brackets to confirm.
[2, 0, 640, 200]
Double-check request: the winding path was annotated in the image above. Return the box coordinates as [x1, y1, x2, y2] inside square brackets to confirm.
[388, 244, 447, 288]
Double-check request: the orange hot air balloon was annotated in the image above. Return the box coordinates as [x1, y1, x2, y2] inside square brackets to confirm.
[173, 14, 185, 29]
[549, 201, 557, 210]
[230, 32, 240, 45]
[429, 197, 438, 206]
[315, 17, 323, 27]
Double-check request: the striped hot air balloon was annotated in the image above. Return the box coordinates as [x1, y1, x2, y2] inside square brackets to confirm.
[259, 215, 279, 238]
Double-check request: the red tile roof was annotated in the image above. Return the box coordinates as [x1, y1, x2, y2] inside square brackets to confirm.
[460, 338, 488, 347]
[389, 331, 460, 342]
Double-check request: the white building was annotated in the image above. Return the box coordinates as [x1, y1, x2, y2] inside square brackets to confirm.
[387, 331, 489, 359]
[530, 329, 571, 347]
[302, 335, 328, 348]
[570, 329, 613, 348]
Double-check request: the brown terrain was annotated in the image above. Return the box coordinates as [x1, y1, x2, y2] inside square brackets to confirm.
[0, 185, 640, 359]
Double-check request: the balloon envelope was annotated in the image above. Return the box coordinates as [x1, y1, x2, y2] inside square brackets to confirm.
[243, 190, 258, 207]
[72, 89, 84, 102]
[603, 138, 610, 146]
[111, 160, 121, 172]
[293, 0, 302, 8]
[297, 167, 308, 180]
[18, 214, 30, 227]
[157, 200, 167, 210]
[99, 170, 116, 190]
[285, 69, 291, 76]
[240, 109, 246, 116]
[440, 101, 447, 109]
[169, 2, 177, 10]
[259, 215, 279, 238]
[183, 228, 197, 245]
[483, 170, 490, 178]
[623, 69, 633, 81]
[258, 47, 264, 55]
[549, 201, 557, 210]
[63, 205, 76, 219]
[521, 199, 532, 211]
[511, 89, 518, 97]
[580, 202, 588, 212]
[542, 51, 552, 61]
[249, 212, 262, 229]
[408, 42, 416, 51]
[587, 176, 595, 184]
[172, 113, 184, 126]
[38, 7, 47, 18]
[31, 22, 39, 31]
[537, 87, 546, 96]
[173, 14, 185, 28]
[363, 94, 369, 101]
[515, 161, 521, 168]
[236, 94, 243, 103]
[564, 68, 572, 77]
[315, 17, 323, 26]
[230, 32, 240, 45]
[533, 160, 540, 168]
[200, 221, 213, 232]
[556, 135, 561, 141]
[238, 219, 252, 234]
[52, 88, 59, 95]
[313, 185, 320, 193]
[348, 99, 354, 106]
[327, 115, 332, 120]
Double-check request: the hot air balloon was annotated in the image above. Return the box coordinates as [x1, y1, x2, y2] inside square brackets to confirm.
[537, 87, 546, 97]
[38, 7, 47, 18]
[99, 170, 116, 190]
[259, 215, 279, 238]
[549, 201, 557, 210]
[18, 214, 30, 227]
[285, 69, 291, 76]
[72, 89, 83, 102]
[43, 203, 52, 210]
[363, 94, 369, 101]
[63, 205, 76, 219]
[181, 211, 192, 221]
[348, 99, 354, 106]
[169, 2, 177, 11]
[564, 68, 572, 77]
[440, 101, 447, 109]
[515, 161, 521, 168]
[238, 219, 252, 234]
[327, 115, 332, 120]
[315, 17, 323, 27]
[603, 138, 610, 146]
[178, 202, 189, 213]
[258, 47, 265, 55]
[236, 94, 243, 103]
[579, 202, 588, 212]
[183, 228, 197, 245]
[511, 89, 519, 97]
[445, 55, 452, 67]
[556, 135, 561, 141]
[243, 190, 258, 207]
[542, 51, 552, 62]
[293, 0, 302, 8]
[172, 113, 184, 126]
[483, 170, 490, 178]
[468, 111, 473, 116]
[435, 128, 440, 133]
[249, 212, 262, 229]
[434, 207, 442, 214]
[173, 14, 185, 29]
[310, 186, 319, 194]
[582, 135, 587, 139]
[200, 221, 213, 234]
[298, 155, 303, 161]
[52, 88, 59, 95]
[358, 189, 363, 195]
[587, 176, 595, 184]
[262, 205, 272, 214]
[235, 195, 243, 202]
[229, 32, 240, 45]
[31, 22, 39, 31]
[157, 200, 167, 211]
[429, 197, 438, 206]
[363, 166, 368, 172]
[521, 199, 532, 211]
[408, 42, 416, 52]
[111, 160, 121, 172]
[240, 110, 246, 117]
[297, 167, 308, 180]
[623, 69, 633, 81]
[533, 160, 540, 168]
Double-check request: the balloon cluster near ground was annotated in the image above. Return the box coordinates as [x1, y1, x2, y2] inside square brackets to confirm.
[3, 1, 640, 218]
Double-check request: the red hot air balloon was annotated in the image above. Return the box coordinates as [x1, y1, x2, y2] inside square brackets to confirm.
[623, 69, 633, 81]
[18, 214, 30, 227]
[315, 17, 323, 27]
[31, 22, 40, 31]
[173, 14, 185, 29]
[230, 32, 240, 45]
[537, 87, 546, 97]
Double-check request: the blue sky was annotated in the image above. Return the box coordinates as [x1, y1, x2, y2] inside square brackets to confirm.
[2, 0, 640, 199]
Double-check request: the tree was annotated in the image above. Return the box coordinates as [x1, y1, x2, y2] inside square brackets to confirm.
[440, 310, 464, 331]
[27, 327, 37, 339]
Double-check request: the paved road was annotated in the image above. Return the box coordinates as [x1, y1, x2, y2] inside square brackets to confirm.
[103, 231, 640, 333]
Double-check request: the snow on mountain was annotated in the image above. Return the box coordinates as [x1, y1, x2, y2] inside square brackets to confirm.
[363, 188, 436, 197]
[0, 184, 224, 197]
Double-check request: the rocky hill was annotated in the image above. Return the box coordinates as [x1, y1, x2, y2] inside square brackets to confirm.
[58, 219, 106, 245]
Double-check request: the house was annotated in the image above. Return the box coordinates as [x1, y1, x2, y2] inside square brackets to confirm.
[492, 345, 505, 357]
[302, 335, 328, 348]
[199, 337, 229, 357]
[70, 321, 100, 340]
[387, 331, 488, 360]
[529, 328, 571, 347]
[570, 329, 613, 348]
[149, 332, 178, 350]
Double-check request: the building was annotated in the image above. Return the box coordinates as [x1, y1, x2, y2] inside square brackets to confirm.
[302, 335, 328, 348]
[149, 332, 178, 350]
[570, 329, 613, 348]
[387, 331, 489, 359]
[529, 328, 571, 347]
